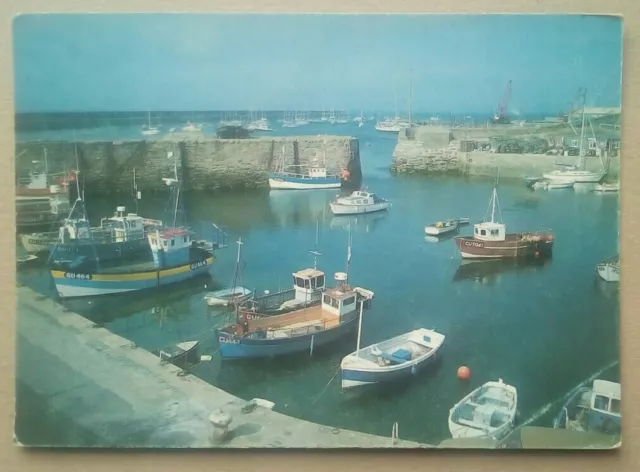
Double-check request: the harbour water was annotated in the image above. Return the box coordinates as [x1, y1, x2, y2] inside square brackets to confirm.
[16, 120, 620, 445]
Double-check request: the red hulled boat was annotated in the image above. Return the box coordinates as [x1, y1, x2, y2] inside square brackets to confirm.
[454, 182, 554, 259]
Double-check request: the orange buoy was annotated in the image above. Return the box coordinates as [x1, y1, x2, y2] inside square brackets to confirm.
[457, 366, 471, 380]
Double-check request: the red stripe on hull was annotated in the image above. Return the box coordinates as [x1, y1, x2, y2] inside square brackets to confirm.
[454, 235, 553, 259]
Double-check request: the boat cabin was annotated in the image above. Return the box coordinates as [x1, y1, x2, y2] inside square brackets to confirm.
[587, 380, 621, 432]
[322, 287, 359, 317]
[473, 222, 506, 242]
[292, 268, 326, 303]
[148, 228, 192, 268]
[102, 206, 148, 243]
[308, 163, 328, 178]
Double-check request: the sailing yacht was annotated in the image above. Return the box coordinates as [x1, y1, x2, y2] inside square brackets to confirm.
[543, 90, 606, 184]
[142, 110, 160, 136]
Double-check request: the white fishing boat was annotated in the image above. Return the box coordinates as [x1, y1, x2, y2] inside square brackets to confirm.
[448, 379, 518, 440]
[141, 109, 160, 136]
[329, 190, 390, 215]
[341, 328, 445, 389]
[424, 218, 468, 236]
[204, 238, 252, 307]
[594, 182, 620, 193]
[596, 255, 620, 282]
[542, 89, 606, 184]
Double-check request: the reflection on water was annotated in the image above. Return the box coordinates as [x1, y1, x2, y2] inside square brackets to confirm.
[329, 211, 388, 234]
[453, 257, 552, 284]
[268, 188, 337, 228]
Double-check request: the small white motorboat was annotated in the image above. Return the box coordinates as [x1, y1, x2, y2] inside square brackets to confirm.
[546, 179, 575, 190]
[594, 182, 620, 193]
[596, 255, 620, 282]
[341, 326, 445, 390]
[205, 287, 253, 307]
[329, 190, 390, 215]
[448, 379, 518, 440]
[425, 218, 468, 236]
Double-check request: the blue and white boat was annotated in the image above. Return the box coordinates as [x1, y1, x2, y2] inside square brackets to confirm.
[217, 271, 374, 359]
[553, 380, 621, 435]
[50, 160, 227, 298]
[340, 328, 445, 389]
[268, 144, 342, 190]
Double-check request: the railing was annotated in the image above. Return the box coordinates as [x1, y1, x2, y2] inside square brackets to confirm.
[242, 288, 297, 312]
[247, 317, 335, 340]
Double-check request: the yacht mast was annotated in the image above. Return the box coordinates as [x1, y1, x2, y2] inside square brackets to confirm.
[579, 88, 587, 169]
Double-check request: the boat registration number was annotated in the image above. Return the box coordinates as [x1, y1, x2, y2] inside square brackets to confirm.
[190, 260, 208, 270]
[464, 241, 484, 248]
[219, 336, 240, 344]
[64, 272, 93, 280]
[27, 239, 50, 245]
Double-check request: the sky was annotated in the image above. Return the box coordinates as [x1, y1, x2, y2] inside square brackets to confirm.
[12, 14, 623, 115]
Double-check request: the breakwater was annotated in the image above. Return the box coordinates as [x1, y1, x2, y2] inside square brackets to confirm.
[391, 126, 621, 179]
[15, 134, 361, 194]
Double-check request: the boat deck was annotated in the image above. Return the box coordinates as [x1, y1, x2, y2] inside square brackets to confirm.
[248, 304, 339, 332]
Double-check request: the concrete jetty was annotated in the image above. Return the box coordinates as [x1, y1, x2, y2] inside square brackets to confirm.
[391, 124, 621, 179]
[15, 135, 362, 194]
[15, 285, 429, 448]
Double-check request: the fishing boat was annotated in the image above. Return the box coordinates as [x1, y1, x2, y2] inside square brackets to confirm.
[594, 182, 620, 193]
[448, 379, 518, 440]
[204, 238, 253, 307]
[268, 144, 343, 190]
[340, 328, 445, 389]
[15, 148, 74, 197]
[141, 109, 160, 136]
[424, 218, 469, 236]
[542, 90, 606, 184]
[50, 160, 227, 298]
[217, 229, 374, 360]
[159, 341, 199, 367]
[454, 180, 554, 259]
[595, 256, 620, 282]
[553, 380, 620, 436]
[329, 190, 390, 215]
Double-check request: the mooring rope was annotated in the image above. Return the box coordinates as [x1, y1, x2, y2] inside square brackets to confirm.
[311, 364, 341, 405]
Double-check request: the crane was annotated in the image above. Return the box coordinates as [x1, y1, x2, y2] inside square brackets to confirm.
[492, 80, 512, 124]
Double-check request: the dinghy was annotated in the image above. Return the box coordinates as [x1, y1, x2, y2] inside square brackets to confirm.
[448, 379, 518, 440]
[341, 328, 445, 389]
[159, 340, 199, 367]
[594, 182, 619, 193]
[425, 218, 467, 236]
[595, 256, 620, 282]
[546, 180, 575, 190]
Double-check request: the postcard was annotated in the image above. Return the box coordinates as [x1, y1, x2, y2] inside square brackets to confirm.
[13, 13, 621, 449]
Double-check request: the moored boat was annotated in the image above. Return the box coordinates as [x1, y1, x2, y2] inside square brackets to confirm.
[340, 328, 445, 390]
[448, 379, 518, 440]
[329, 190, 390, 215]
[454, 181, 554, 259]
[595, 256, 620, 282]
[204, 238, 253, 307]
[158, 340, 199, 367]
[546, 180, 575, 189]
[594, 182, 620, 193]
[553, 380, 620, 436]
[268, 144, 343, 190]
[425, 218, 466, 236]
[16, 254, 39, 270]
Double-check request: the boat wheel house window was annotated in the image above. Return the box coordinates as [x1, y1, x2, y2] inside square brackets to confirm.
[171, 239, 175, 247]
[610, 398, 621, 414]
[490, 229, 499, 236]
[344, 296, 355, 306]
[594, 394, 609, 411]
[310, 275, 324, 288]
[480, 229, 487, 236]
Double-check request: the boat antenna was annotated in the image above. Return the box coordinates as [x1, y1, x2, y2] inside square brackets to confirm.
[230, 237, 243, 292]
[346, 221, 352, 282]
[309, 220, 322, 269]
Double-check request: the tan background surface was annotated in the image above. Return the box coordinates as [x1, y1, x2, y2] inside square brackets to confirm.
[0, 1, 637, 470]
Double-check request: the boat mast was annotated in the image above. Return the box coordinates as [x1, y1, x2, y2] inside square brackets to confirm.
[309, 220, 322, 269]
[578, 88, 587, 169]
[43, 147, 49, 184]
[408, 70, 412, 127]
[346, 222, 352, 282]
[355, 299, 364, 357]
[230, 237, 243, 290]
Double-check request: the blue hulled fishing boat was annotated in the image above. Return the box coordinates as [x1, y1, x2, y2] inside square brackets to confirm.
[50, 155, 227, 298]
[217, 225, 374, 359]
[268, 143, 344, 190]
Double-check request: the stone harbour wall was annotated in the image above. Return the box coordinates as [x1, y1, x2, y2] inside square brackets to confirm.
[15, 135, 361, 194]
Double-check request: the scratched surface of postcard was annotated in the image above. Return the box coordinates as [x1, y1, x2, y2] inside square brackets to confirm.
[13, 13, 621, 449]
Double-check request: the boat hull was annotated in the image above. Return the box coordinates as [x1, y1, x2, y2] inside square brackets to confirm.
[51, 252, 215, 298]
[542, 171, 606, 183]
[596, 263, 620, 282]
[20, 233, 58, 253]
[425, 222, 459, 236]
[330, 201, 390, 215]
[454, 235, 553, 259]
[268, 173, 341, 190]
[217, 314, 358, 359]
